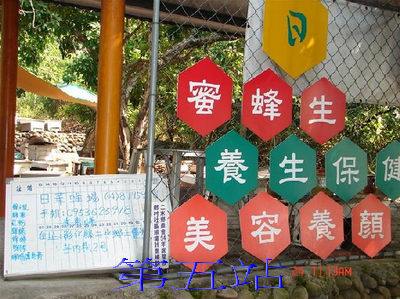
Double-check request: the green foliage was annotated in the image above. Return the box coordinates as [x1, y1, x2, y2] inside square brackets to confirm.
[294, 275, 307, 286]
[14, 2, 99, 129]
[187, 288, 204, 299]
[56, 104, 96, 127]
[247, 281, 256, 292]
[157, 291, 173, 299]
[17, 93, 60, 119]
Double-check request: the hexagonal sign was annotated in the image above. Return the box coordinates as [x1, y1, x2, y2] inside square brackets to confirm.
[177, 57, 233, 136]
[299, 192, 344, 259]
[300, 78, 346, 144]
[325, 138, 367, 202]
[239, 192, 290, 263]
[262, 0, 328, 78]
[206, 130, 258, 205]
[242, 69, 293, 141]
[170, 194, 228, 272]
[270, 135, 317, 204]
[376, 141, 400, 200]
[352, 194, 391, 258]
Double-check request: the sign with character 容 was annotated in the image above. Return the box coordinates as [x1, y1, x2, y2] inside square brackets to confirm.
[239, 192, 290, 263]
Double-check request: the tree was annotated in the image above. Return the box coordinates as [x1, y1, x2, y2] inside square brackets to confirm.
[16, 1, 242, 168]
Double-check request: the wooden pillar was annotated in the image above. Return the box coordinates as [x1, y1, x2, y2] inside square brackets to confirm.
[0, 0, 19, 217]
[95, 0, 125, 174]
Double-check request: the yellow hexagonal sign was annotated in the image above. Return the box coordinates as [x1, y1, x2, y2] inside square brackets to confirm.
[263, 0, 328, 79]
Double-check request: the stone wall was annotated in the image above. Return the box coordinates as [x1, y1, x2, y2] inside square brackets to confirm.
[151, 260, 400, 299]
[15, 131, 86, 157]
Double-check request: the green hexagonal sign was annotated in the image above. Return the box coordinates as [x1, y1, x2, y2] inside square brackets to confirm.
[325, 138, 367, 202]
[376, 141, 400, 200]
[206, 130, 258, 205]
[270, 135, 316, 204]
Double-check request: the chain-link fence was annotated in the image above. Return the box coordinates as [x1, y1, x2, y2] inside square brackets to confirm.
[131, 0, 400, 274]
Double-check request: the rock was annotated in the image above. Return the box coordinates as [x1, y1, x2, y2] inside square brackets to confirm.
[14, 130, 86, 155]
[216, 288, 238, 299]
[349, 274, 364, 293]
[376, 286, 390, 299]
[335, 276, 353, 291]
[291, 286, 308, 299]
[272, 288, 289, 299]
[254, 291, 269, 299]
[368, 293, 384, 299]
[176, 291, 194, 299]
[305, 281, 322, 297]
[258, 289, 272, 298]
[236, 289, 253, 299]
[332, 284, 340, 297]
[386, 275, 400, 286]
[340, 289, 361, 299]
[202, 289, 218, 299]
[371, 274, 385, 286]
[360, 273, 378, 289]
[360, 292, 371, 299]
[388, 286, 400, 297]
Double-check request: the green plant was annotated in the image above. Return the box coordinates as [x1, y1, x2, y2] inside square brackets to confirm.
[187, 288, 204, 299]
[247, 281, 256, 292]
[158, 291, 171, 299]
[295, 275, 307, 287]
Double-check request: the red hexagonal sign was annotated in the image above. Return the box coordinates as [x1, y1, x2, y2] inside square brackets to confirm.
[242, 69, 293, 141]
[170, 194, 228, 272]
[239, 192, 290, 263]
[299, 192, 344, 259]
[177, 57, 233, 136]
[300, 78, 346, 144]
[352, 194, 391, 258]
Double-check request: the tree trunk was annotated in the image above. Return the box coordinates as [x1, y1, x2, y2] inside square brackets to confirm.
[119, 113, 131, 169]
[81, 127, 96, 157]
[131, 76, 151, 150]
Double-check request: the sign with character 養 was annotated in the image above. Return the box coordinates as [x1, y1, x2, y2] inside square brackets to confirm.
[4, 174, 170, 278]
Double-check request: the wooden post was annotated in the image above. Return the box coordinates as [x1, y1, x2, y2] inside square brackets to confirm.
[95, 0, 125, 174]
[0, 0, 19, 217]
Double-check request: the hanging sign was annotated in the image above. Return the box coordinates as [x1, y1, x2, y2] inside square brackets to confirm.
[169, 194, 228, 272]
[375, 141, 400, 200]
[206, 130, 258, 205]
[352, 194, 391, 258]
[262, 0, 328, 78]
[177, 57, 233, 136]
[270, 135, 317, 204]
[300, 78, 346, 144]
[300, 191, 344, 259]
[242, 69, 293, 141]
[240, 192, 290, 263]
[325, 138, 367, 202]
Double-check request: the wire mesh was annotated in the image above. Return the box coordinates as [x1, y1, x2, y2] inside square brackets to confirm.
[132, 0, 400, 272]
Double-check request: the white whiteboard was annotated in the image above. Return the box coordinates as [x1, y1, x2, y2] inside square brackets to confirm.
[4, 174, 171, 278]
